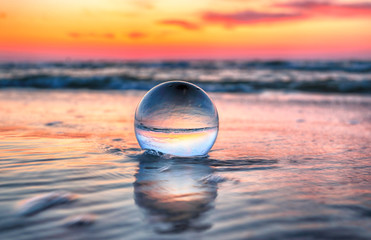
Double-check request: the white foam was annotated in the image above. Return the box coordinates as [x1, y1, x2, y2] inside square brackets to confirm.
[16, 191, 77, 216]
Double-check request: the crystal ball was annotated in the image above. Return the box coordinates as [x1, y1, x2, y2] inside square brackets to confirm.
[134, 81, 219, 157]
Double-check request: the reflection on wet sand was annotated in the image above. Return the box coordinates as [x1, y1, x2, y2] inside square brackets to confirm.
[1, 89, 370, 239]
[134, 154, 217, 233]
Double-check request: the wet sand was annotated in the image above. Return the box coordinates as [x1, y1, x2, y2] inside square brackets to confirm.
[0, 89, 370, 239]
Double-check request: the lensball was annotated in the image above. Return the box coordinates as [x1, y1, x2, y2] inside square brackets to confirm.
[134, 81, 219, 157]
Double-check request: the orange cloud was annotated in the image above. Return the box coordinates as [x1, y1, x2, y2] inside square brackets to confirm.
[0, 12, 6, 19]
[68, 32, 81, 38]
[68, 32, 115, 39]
[159, 19, 201, 30]
[128, 31, 147, 39]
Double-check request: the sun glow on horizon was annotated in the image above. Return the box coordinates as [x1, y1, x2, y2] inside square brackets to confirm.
[1, 0, 371, 61]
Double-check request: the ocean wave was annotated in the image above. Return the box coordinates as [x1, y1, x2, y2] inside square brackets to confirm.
[1, 60, 370, 93]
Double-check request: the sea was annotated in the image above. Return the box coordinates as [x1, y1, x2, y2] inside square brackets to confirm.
[0, 60, 370, 240]
[1, 60, 370, 93]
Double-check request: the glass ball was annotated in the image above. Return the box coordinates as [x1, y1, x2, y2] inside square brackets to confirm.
[134, 81, 219, 157]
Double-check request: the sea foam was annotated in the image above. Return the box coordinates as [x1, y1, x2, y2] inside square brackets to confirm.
[16, 191, 77, 216]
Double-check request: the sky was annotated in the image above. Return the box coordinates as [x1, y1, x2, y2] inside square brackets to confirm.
[1, 0, 371, 61]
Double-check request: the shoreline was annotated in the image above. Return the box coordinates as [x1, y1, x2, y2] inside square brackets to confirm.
[0, 88, 370, 239]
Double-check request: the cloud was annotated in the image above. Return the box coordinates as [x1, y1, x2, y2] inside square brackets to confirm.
[128, 31, 147, 39]
[159, 19, 201, 30]
[0, 12, 6, 19]
[277, 0, 371, 9]
[202, 10, 303, 27]
[68, 32, 115, 39]
[276, 1, 371, 16]
[69, 32, 81, 38]
[201, 1, 371, 27]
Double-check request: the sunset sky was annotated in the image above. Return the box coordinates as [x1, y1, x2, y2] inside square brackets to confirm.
[1, 0, 371, 61]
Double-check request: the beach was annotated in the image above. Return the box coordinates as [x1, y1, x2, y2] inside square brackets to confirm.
[2, 0, 371, 237]
[0, 87, 370, 239]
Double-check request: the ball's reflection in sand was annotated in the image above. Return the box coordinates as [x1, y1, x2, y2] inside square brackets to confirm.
[134, 154, 217, 233]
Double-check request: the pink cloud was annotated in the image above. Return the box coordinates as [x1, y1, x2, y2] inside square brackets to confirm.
[159, 19, 201, 30]
[202, 11, 303, 27]
[201, 1, 371, 27]
[276, 1, 371, 17]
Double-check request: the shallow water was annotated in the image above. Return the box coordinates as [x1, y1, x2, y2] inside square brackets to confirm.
[0, 89, 370, 239]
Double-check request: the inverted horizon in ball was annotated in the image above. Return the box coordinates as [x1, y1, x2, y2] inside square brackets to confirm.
[134, 81, 219, 157]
